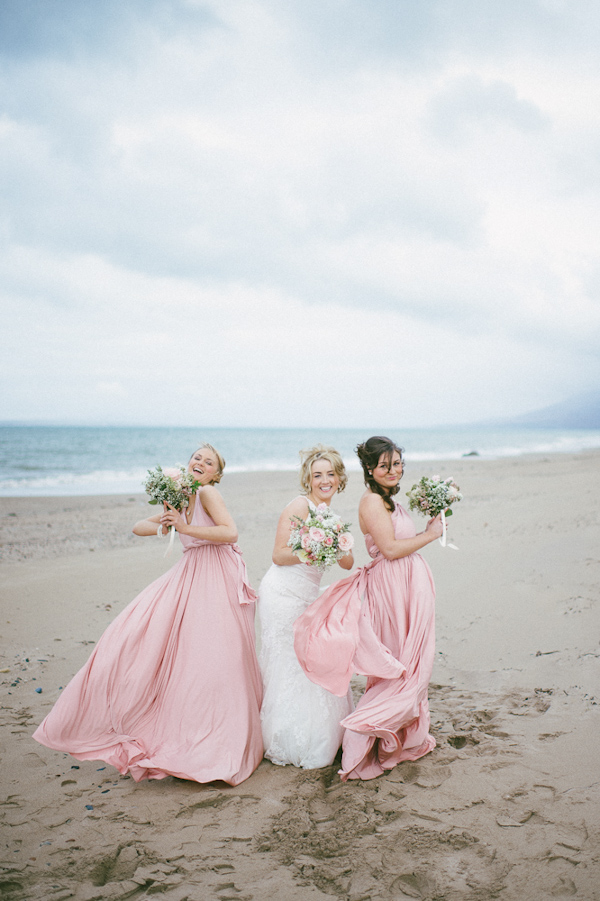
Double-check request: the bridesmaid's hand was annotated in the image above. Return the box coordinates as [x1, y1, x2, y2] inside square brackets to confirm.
[160, 503, 187, 533]
[338, 550, 354, 570]
[425, 513, 444, 540]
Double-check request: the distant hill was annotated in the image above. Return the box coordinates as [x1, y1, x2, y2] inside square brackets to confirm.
[508, 390, 600, 429]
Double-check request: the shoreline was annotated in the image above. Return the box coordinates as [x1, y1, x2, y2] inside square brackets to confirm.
[1, 450, 599, 898]
[2, 438, 600, 500]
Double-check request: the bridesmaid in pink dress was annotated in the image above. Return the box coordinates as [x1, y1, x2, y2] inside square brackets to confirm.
[294, 436, 443, 781]
[33, 444, 263, 786]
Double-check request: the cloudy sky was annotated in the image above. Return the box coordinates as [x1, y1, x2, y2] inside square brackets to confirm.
[1, 0, 599, 428]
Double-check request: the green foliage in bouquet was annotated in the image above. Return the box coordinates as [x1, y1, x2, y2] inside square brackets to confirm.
[406, 475, 462, 518]
[143, 465, 200, 511]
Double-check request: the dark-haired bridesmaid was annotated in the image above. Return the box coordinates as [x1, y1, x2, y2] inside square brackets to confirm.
[294, 436, 443, 781]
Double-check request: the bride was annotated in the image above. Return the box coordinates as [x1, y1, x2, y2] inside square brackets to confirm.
[258, 445, 354, 769]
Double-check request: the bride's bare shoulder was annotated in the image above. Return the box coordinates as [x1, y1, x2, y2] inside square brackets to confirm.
[281, 495, 310, 518]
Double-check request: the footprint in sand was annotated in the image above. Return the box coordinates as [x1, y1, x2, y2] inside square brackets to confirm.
[22, 751, 47, 768]
[256, 769, 507, 900]
[550, 876, 578, 897]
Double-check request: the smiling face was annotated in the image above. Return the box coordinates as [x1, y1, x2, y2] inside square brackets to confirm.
[188, 446, 222, 485]
[371, 451, 403, 493]
[308, 458, 341, 506]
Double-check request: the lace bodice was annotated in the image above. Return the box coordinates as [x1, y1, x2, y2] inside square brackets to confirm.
[271, 495, 327, 587]
[257, 495, 353, 768]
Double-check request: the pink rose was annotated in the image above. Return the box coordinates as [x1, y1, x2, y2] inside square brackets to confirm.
[163, 467, 182, 480]
[338, 532, 354, 552]
[323, 536, 334, 546]
[316, 503, 328, 512]
[309, 527, 326, 543]
[301, 533, 311, 549]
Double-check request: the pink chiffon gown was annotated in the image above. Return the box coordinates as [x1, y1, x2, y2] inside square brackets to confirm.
[33, 493, 264, 786]
[294, 501, 436, 781]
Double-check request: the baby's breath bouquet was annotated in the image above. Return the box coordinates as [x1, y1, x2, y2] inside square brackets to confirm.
[143, 465, 200, 511]
[406, 475, 462, 549]
[143, 465, 201, 553]
[288, 503, 354, 572]
[406, 475, 462, 519]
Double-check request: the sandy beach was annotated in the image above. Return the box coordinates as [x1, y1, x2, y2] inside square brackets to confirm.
[1, 451, 599, 900]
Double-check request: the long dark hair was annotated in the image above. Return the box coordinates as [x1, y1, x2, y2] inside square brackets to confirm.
[356, 436, 404, 512]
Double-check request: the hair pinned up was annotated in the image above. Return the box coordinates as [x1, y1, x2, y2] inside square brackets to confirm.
[355, 436, 403, 512]
[298, 445, 348, 495]
[189, 443, 226, 484]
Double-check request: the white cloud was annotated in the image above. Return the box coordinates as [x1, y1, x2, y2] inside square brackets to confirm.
[0, 0, 599, 426]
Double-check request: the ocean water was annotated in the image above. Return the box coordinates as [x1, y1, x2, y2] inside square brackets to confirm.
[1, 424, 599, 497]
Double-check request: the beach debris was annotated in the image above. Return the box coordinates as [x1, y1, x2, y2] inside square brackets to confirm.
[35, 687, 42, 693]
[0, 667, 10, 673]
[85, 805, 94, 810]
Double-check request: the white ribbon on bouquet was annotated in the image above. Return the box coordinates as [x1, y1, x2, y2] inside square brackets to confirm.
[165, 525, 177, 556]
[439, 510, 459, 550]
[157, 504, 178, 556]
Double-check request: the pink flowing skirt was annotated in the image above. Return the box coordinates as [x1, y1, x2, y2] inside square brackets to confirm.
[295, 550, 436, 780]
[33, 544, 263, 786]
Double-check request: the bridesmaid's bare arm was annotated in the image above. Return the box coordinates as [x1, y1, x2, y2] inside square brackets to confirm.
[359, 492, 443, 560]
[160, 487, 238, 544]
[272, 496, 310, 566]
[132, 512, 164, 536]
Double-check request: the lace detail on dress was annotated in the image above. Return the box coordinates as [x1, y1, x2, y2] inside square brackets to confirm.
[258, 500, 353, 769]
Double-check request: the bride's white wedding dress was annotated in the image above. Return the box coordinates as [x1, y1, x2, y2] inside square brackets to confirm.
[258, 498, 353, 769]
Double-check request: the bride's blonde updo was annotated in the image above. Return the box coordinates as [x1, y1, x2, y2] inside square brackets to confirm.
[299, 445, 348, 495]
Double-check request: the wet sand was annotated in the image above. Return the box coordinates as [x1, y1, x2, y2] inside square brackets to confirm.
[1, 452, 599, 900]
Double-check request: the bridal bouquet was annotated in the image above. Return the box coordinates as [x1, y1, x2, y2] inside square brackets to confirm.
[288, 503, 354, 572]
[143, 465, 200, 511]
[406, 475, 462, 518]
[143, 465, 201, 553]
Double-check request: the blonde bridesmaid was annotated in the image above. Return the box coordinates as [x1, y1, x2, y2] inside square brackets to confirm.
[34, 444, 263, 786]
